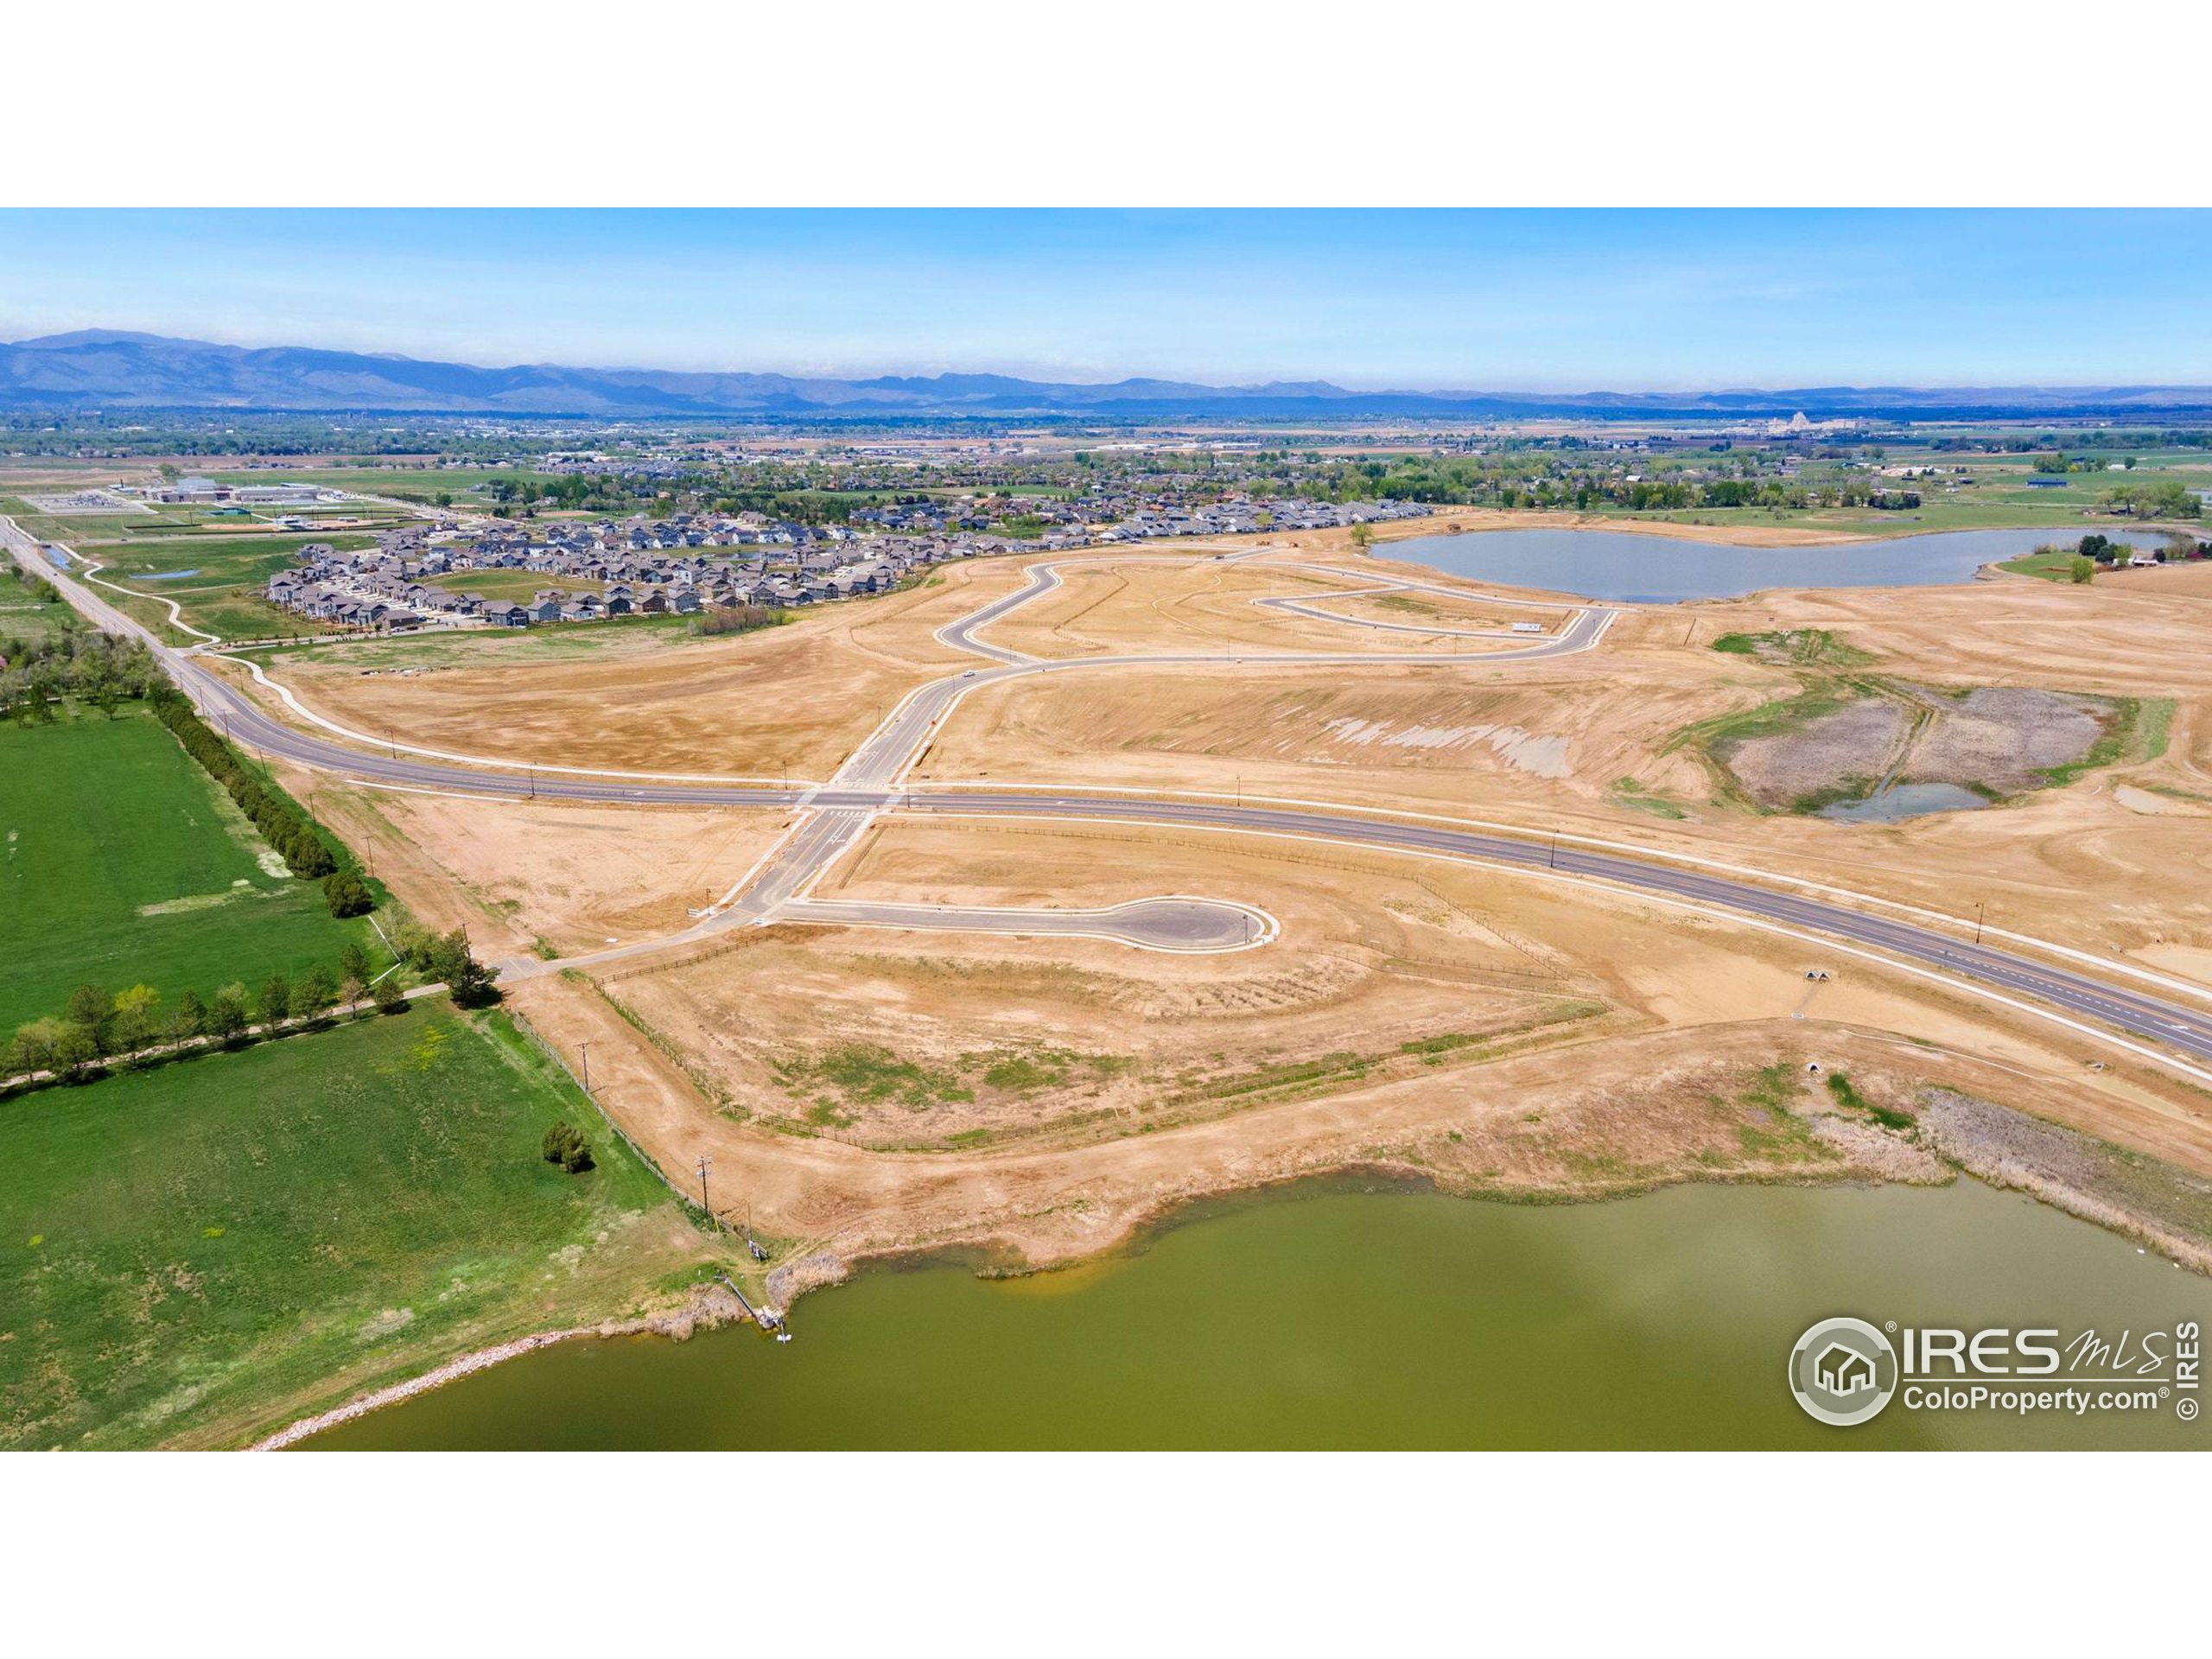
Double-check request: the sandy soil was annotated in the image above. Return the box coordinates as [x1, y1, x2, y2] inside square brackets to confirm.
[548, 815, 2212, 1248]
[255, 563, 1025, 780]
[595, 820, 1628, 1149]
[975, 554, 1579, 660]
[302, 779, 795, 959]
[225, 527, 2212, 1290]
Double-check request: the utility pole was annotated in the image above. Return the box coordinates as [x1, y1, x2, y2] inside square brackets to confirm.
[577, 1039, 593, 1096]
[1548, 830, 1560, 870]
[1974, 901, 1985, 946]
[696, 1155, 713, 1222]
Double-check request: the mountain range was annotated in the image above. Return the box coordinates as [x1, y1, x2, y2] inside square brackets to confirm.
[5, 331, 2211, 422]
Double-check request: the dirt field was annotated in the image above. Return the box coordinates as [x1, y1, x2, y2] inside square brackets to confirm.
[251, 562, 1025, 780]
[211, 524, 2212, 1289]
[546, 813, 2212, 1207]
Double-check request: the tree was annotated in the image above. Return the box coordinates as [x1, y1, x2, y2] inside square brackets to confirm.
[1346, 522, 1375, 553]
[258, 974, 292, 1029]
[292, 965, 337, 1022]
[2070, 555, 2096, 584]
[169, 988, 208, 1044]
[207, 985, 250, 1043]
[429, 929, 500, 1007]
[372, 973, 409, 1016]
[51, 1023, 99, 1079]
[12, 1019, 64, 1077]
[542, 1122, 594, 1173]
[65, 984, 113, 1056]
[339, 941, 373, 986]
[111, 984, 162, 1056]
[323, 870, 374, 918]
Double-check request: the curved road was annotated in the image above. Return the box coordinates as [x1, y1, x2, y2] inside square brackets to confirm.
[12, 522, 2212, 1079]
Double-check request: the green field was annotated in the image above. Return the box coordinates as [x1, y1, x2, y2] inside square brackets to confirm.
[205, 466, 566, 500]
[1997, 544, 2091, 582]
[2, 559, 79, 644]
[86, 531, 377, 643]
[0, 1000, 714, 1447]
[0, 709, 377, 1033]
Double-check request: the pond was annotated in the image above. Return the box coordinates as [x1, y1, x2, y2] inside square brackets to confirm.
[305, 1177, 2212, 1451]
[1819, 782, 1991, 823]
[1381, 525, 2170, 602]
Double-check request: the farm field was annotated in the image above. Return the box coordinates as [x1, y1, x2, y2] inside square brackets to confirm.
[0, 999, 715, 1448]
[0, 709, 376, 1033]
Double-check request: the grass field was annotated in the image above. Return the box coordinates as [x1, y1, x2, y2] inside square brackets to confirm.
[0, 709, 377, 1033]
[0, 1000, 715, 1448]
[1997, 544, 2090, 582]
[83, 532, 377, 642]
[204, 466, 567, 501]
[1, 560, 79, 644]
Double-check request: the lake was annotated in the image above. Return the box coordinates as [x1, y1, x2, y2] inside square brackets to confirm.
[304, 1177, 2212, 1451]
[1382, 525, 2171, 602]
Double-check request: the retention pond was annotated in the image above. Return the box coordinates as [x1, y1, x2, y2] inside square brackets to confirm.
[1382, 525, 2169, 602]
[306, 1177, 2212, 1451]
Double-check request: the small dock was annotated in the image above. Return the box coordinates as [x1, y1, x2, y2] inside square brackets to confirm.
[715, 1270, 785, 1334]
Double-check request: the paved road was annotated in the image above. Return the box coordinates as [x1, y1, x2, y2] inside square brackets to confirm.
[13, 521, 2212, 1076]
[779, 895, 1274, 952]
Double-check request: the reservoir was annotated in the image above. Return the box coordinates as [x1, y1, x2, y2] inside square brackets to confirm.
[307, 1178, 2212, 1451]
[1381, 524, 2171, 602]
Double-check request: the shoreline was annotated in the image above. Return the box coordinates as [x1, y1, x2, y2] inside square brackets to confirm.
[253, 1084, 2212, 1449]
[251, 1289, 754, 1451]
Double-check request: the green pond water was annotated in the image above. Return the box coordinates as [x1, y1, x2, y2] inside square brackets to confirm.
[308, 1178, 2212, 1450]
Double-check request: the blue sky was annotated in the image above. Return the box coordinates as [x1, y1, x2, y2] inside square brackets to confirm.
[2, 209, 2208, 390]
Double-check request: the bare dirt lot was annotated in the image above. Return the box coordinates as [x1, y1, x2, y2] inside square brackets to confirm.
[253, 563, 1023, 780]
[302, 779, 795, 959]
[222, 525, 2212, 1288]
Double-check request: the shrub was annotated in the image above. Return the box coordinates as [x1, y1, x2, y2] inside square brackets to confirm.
[323, 870, 375, 918]
[541, 1122, 594, 1173]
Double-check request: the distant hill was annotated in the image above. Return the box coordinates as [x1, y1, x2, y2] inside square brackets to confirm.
[5, 331, 2211, 421]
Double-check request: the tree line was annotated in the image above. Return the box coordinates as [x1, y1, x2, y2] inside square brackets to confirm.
[3, 926, 498, 1088]
[4, 586, 376, 918]
[145, 685, 379, 917]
